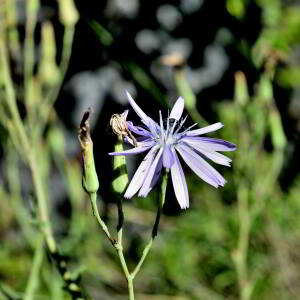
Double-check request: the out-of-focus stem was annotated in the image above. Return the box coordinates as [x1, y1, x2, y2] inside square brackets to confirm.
[24, 0, 39, 107]
[37, 26, 75, 136]
[24, 235, 44, 300]
[232, 183, 253, 300]
[0, 36, 56, 253]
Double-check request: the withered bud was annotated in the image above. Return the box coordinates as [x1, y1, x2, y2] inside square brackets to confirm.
[78, 108, 99, 194]
[109, 110, 129, 136]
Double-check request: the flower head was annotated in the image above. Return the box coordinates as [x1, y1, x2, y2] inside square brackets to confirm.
[109, 91, 236, 209]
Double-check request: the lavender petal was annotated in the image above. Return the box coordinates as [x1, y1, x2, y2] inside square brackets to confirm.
[147, 154, 163, 193]
[170, 148, 189, 209]
[186, 122, 224, 136]
[124, 146, 159, 198]
[183, 140, 232, 166]
[126, 91, 158, 129]
[182, 136, 236, 152]
[127, 122, 152, 137]
[176, 144, 226, 187]
[170, 96, 184, 120]
[109, 141, 154, 156]
[138, 148, 164, 197]
[163, 145, 175, 168]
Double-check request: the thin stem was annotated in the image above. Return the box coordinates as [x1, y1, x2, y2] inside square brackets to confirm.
[37, 26, 75, 136]
[233, 182, 253, 300]
[89, 192, 115, 245]
[131, 238, 153, 280]
[127, 277, 134, 300]
[29, 151, 56, 253]
[131, 169, 169, 279]
[24, 0, 38, 107]
[24, 235, 44, 300]
[116, 229, 131, 279]
[0, 34, 56, 254]
[0, 38, 31, 157]
[116, 195, 133, 299]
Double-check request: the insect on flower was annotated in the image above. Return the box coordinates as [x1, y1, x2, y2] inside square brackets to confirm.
[109, 91, 236, 209]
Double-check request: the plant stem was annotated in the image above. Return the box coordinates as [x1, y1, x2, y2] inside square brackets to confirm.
[24, 235, 44, 300]
[24, 0, 38, 108]
[131, 169, 169, 279]
[38, 26, 75, 136]
[0, 37, 56, 253]
[90, 192, 115, 245]
[233, 182, 253, 300]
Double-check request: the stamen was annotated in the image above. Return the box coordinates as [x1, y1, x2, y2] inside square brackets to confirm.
[159, 111, 165, 140]
[178, 123, 198, 137]
[169, 118, 177, 135]
[166, 110, 170, 134]
[174, 115, 188, 134]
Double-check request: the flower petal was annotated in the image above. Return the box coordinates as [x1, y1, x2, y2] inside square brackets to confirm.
[176, 144, 226, 187]
[170, 96, 184, 121]
[138, 148, 164, 197]
[186, 122, 224, 136]
[127, 122, 152, 137]
[124, 146, 159, 198]
[183, 140, 232, 166]
[109, 141, 154, 156]
[126, 91, 158, 130]
[147, 154, 163, 193]
[163, 145, 175, 168]
[182, 136, 236, 152]
[170, 148, 189, 209]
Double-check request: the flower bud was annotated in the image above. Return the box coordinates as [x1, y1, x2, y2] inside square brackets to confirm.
[40, 21, 60, 85]
[109, 111, 129, 194]
[234, 71, 249, 106]
[78, 109, 99, 194]
[58, 0, 79, 27]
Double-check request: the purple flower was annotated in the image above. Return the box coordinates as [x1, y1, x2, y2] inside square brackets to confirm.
[109, 91, 236, 209]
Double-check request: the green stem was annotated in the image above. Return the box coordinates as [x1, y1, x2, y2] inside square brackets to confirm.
[90, 192, 115, 245]
[131, 238, 153, 280]
[116, 239, 134, 300]
[29, 151, 56, 253]
[0, 35, 56, 254]
[37, 26, 75, 137]
[233, 182, 253, 300]
[127, 277, 134, 300]
[131, 169, 169, 280]
[24, 235, 44, 300]
[24, 0, 38, 108]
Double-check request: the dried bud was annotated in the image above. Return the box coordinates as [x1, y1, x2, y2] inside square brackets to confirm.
[78, 108, 99, 194]
[110, 110, 129, 136]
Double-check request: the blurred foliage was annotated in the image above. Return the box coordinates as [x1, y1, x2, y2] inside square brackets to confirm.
[1, 0, 300, 300]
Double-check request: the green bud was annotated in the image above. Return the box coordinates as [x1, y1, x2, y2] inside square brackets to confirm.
[47, 126, 65, 157]
[257, 75, 273, 105]
[269, 108, 287, 149]
[58, 0, 79, 27]
[78, 109, 99, 194]
[40, 21, 60, 85]
[234, 71, 249, 106]
[112, 135, 128, 195]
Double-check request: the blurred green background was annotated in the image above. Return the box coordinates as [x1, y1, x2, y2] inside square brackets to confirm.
[1, 0, 300, 299]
